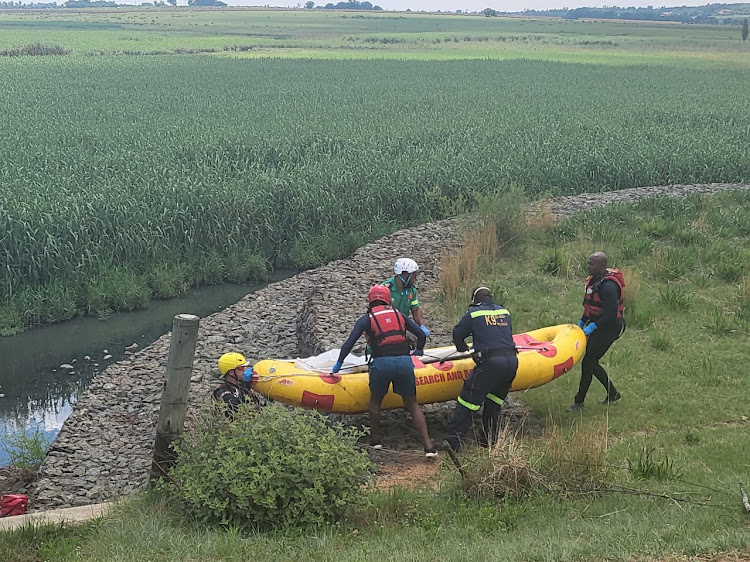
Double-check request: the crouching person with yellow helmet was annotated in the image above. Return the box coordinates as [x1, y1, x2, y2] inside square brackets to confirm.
[213, 352, 264, 418]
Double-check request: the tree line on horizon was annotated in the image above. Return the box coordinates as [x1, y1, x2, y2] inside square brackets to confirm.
[0, 0, 747, 25]
[517, 2, 750, 25]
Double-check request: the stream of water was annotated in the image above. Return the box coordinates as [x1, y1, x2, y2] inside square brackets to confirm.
[0, 276, 287, 465]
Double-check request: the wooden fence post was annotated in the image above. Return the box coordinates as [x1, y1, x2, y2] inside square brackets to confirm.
[149, 313, 200, 484]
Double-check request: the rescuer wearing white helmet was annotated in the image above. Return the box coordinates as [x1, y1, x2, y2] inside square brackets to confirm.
[212, 352, 263, 418]
[383, 257, 430, 339]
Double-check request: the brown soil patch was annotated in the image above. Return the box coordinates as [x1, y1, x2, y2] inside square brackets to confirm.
[371, 450, 442, 489]
[361, 397, 538, 490]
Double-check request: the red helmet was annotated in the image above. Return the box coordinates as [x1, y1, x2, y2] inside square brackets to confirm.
[368, 284, 391, 306]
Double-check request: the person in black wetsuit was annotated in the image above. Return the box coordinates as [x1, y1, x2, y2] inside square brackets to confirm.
[568, 252, 625, 412]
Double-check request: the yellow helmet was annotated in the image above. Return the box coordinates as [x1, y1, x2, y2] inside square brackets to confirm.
[218, 352, 248, 376]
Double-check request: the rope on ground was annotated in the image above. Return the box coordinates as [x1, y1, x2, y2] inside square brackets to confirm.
[355, 442, 441, 460]
[602, 484, 741, 513]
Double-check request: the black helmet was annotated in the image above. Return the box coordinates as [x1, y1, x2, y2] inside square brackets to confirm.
[471, 286, 492, 304]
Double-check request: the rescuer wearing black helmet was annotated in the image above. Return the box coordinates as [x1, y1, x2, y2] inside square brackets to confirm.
[443, 286, 518, 452]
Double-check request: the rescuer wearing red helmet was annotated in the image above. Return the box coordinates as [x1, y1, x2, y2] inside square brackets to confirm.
[213, 352, 263, 418]
[332, 284, 437, 458]
[567, 252, 625, 411]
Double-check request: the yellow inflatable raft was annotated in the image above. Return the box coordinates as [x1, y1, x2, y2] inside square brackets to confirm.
[251, 324, 585, 415]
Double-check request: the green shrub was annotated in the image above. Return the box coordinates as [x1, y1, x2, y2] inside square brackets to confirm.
[683, 430, 701, 445]
[658, 283, 692, 311]
[627, 304, 654, 328]
[703, 306, 734, 336]
[1, 427, 50, 470]
[649, 247, 696, 280]
[619, 232, 652, 260]
[223, 251, 268, 284]
[188, 249, 226, 286]
[641, 216, 674, 239]
[627, 446, 683, 481]
[715, 258, 745, 283]
[87, 266, 150, 315]
[649, 327, 673, 351]
[0, 303, 24, 336]
[148, 262, 191, 299]
[738, 277, 750, 320]
[0, 43, 69, 56]
[474, 183, 527, 253]
[672, 227, 702, 247]
[168, 404, 373, 529]
[538, 248, 565, 276]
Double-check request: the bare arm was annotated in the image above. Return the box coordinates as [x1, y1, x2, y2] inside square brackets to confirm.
[411, 305, 425, 326]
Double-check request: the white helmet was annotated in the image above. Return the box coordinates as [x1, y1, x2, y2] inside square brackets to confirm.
[394, 258, 419, 274]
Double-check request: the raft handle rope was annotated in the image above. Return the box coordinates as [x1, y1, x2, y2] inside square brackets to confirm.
[252, 343, 551, 382]
[422, 345, 550, 364]
[516, 345, 551, 352]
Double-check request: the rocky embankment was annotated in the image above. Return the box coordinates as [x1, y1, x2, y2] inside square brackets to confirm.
[30, 183, 750, 510]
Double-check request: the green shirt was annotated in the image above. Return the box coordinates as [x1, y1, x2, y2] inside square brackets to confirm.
[383, 276, 419, 316]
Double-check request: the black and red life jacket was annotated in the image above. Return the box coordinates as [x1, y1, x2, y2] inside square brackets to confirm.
[365, 305, 409, 357]
[583, 268, 625, 321]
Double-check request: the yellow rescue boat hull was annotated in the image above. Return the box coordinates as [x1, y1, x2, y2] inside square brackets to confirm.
[251, 324, 585, 415]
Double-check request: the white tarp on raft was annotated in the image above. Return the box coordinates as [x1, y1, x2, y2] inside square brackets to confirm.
[293, 349, 368, 373]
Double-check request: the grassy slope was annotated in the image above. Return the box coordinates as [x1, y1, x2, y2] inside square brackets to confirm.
[2, 192, 749, 561]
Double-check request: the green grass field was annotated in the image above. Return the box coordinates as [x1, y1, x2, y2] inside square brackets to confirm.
[2, 191, 749, 561]
[0, 8, 748, 337]
[1, 8, 749, 64]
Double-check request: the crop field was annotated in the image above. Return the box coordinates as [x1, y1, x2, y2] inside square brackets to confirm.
[1, 9, 749, 334]
[1, 9, 749, 64]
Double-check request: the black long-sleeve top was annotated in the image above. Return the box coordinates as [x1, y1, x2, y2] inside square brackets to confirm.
[583, 278, 620, 330]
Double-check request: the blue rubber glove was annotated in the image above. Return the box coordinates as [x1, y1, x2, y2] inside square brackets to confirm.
[331, 361, 342, 374]
[419, 325, 430, 337]
[411, 348, 424, 357]
[583, 322, 597, 336]
[243, 369, 254, 383]
[577, 319, 585, 329]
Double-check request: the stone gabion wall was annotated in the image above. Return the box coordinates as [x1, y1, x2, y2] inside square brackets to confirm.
[31, 219, 463, 510]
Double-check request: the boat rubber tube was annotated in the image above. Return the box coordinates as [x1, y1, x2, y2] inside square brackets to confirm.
[250, 324, 586, 415]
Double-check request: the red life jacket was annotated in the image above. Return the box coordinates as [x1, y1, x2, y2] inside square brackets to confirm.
[365, 305, 409, 357]
[583, 268, 625, 321]
[1, 494, 28, 517]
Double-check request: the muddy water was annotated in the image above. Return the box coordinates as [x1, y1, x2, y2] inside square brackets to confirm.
[0, 275, 289, 465]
